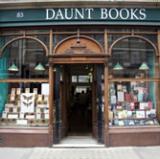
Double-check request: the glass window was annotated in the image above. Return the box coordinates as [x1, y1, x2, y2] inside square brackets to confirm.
[109, 81, 158, 127]
[0, 36, 49, 127]
[2, 38, 48, 79]
[0, 82, 49, 127]
[85, 34, 104, 46]
[53, 34, 70, 46]
[72, 75, 78, 83]
[108, 36, 159, 127]
[78, 75, 90, 83]
[109, 37, 156, 78]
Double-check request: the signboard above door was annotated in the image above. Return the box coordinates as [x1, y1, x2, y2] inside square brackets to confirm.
[1, 8, 160, 27]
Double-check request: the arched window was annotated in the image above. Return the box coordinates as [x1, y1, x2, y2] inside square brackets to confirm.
[108, 36, 159, 127]
[0, 36, 49, 127]
[1, 38, 48, 78]
[109, 36, 156, 78]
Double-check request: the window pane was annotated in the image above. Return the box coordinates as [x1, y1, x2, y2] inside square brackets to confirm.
[109, 81, 158, 127]
[109, 37, 156, 78]
[0, 83, 49, 127]
[78, 75, 89, 83]
[1, 38, 48, 79]
[72, 75, 77, 83]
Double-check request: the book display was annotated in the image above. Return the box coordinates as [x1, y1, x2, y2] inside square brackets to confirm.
[0, 87, 49, 127]
[109, 82, 159, 126]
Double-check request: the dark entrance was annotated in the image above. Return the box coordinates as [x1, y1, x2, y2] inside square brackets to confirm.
[68, 65, 93, 135]
[53, 64, 104, 144]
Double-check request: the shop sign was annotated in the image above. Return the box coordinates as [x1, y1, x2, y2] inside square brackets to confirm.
[0, 8, 160, 26]
[46, 8, 146, 20]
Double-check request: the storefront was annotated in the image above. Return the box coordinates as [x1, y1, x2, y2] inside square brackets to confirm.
[0, 0, 160, 147]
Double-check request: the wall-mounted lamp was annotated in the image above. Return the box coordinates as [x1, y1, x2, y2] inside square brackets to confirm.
[34, 63, 45, 71]
[113, 62, 123, 70]
[8, 63, 19, 72]
[139, 62, 149, 70]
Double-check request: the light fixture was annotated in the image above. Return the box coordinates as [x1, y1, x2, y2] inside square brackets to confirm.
[113, 62, 123, 70]
[139, 62, 149, 70]
[34, 63, 45, 71]
[8, 63, 19, 72]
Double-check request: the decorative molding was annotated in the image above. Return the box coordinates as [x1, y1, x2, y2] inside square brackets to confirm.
[0, 36, 49, 57]
[54, 35, 104, 55]
[109, 35, 158, 56]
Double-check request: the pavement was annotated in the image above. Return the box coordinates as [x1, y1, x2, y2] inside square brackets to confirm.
[1, 146, 160, 159]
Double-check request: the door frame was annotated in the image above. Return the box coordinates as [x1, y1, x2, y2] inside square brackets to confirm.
[48, 35, 109, 145]
[49, 62, 109, 145]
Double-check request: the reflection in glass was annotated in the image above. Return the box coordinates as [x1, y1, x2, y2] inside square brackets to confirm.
[2, 38, 48, 79]
[109, 37, 155, 78]
[109, 81, 158, 127]
[109, 36, 158, 127]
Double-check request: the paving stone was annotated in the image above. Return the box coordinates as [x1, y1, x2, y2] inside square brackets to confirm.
[1, 147, 160, 159]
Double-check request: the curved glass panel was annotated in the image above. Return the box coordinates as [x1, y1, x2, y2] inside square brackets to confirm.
[0, 37, 49, 127]
[2, 39, 48, 78]
[109, 37, 156, 78]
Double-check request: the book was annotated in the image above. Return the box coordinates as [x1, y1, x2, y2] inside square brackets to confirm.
[117, 91, 124, 102]
[136, 110, 145, 118]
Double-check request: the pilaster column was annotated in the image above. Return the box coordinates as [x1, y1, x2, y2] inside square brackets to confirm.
[49, 64, 54, 145]
[104, 62, 109, 146]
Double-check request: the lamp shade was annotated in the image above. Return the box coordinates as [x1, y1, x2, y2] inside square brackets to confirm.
[113, 62, 123, 70]
[139, 62, 149, 70]
[8, 63, 19, 72]
[34, 63, 45, 71]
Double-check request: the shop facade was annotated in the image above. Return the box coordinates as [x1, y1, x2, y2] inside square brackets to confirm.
[0, 0, 160, 147]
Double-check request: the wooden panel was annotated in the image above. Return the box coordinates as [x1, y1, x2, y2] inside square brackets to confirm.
[51, 57, 106, 64]
[92, 79, 97, 138]
[108, 127, 160, 146]
[104, 29, 109, 55]
[104, 63, 109, 145]
[157, 31, 160, 121]
[109, 78, 160, 82]
[49, 29, 53, 55]
[55, 36, 103, 55]
[0, 128, 50, 147]
[0, 79, 49, 83]
[49, 66, 54, 145]
[61, 68, 69, 137]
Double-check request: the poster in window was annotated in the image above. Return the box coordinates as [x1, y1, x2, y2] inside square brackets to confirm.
[20, 93, 35, 113]
[41, 83, 49, 95]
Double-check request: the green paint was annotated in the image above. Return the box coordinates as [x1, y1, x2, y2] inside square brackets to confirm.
[0, 8, 160, 27]
[0, 37, 9, 113]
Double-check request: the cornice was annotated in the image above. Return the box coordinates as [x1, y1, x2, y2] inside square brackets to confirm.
[0, 0, 159, 9]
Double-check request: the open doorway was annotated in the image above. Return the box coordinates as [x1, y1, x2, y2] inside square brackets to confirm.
[54, 64, 104, 145]
[66, 65, 93, 135]
[69, 83, 92, 135]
